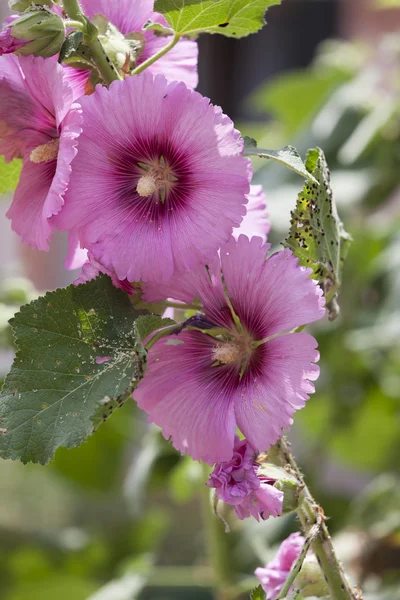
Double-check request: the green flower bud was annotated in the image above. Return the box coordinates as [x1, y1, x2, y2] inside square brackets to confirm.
[11, 10, 65, 58]
[294, 558, 328, 597]
[258, 462, 303, 514]
[9, 0, 53, 12]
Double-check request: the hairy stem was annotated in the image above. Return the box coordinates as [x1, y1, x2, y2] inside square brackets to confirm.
[131, 34, 181, 75]
[274, 437, 357, 600]
[201, 467, 236, 600]
[62, 0, 122, 84]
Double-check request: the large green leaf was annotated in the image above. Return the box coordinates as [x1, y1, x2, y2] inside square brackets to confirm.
[0, 157, 22, 195]
[244, 137, 318, 183]
[0, 275, 147, 464]
[284, 147, 352, 320]
[153, 0, 281, 38]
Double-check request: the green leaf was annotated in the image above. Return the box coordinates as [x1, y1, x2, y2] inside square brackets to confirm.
[142, 20, 174, 36]
[0, 156, 22, 195]
[250, 585, 266, 600]
[154, 0, 281, 38]
[135, 314, 175, 342]
[243, 137, 317, 183]
[283, 147, 352, 320]
[58, 30, 84, 63]
[0, 275, 146, 464]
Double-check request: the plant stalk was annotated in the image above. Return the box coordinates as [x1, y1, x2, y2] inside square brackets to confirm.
[201, 467, 236, 600]
[62, 0, 122, 84]
[274, 437, 357, 600]
[131, 34, 181, 75]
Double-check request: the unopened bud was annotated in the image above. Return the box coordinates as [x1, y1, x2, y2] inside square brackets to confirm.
[9, 0, 54, 12]
[11, 10, 65, 58]
[294, 557, 328, 597]
[257, 462, 302, 514]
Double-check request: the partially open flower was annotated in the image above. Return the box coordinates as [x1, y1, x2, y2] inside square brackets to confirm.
[0, 55, 82, 249]
[0, 16, 29, 55]
[207, 436, 283, 522]
[9, 10, 65, 58]
[255, 532, 305, 599]
[56, 72, 251, 283]
[136, 235, 325, 464]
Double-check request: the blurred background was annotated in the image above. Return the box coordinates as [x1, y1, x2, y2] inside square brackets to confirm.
[1, 0, 400, 598]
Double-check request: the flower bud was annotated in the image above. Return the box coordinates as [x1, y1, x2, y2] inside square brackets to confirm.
[258, 462, 302, 514]
[9, 0, 53, 11]
[10, 10, 65, 58]
[294, 557, 328, 597]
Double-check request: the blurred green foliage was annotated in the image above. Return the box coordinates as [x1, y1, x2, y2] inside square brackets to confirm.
[0, 30, 399, 600]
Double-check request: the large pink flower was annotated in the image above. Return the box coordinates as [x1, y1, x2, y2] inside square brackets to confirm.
[0, 54, 81, 250]
[56, 73, 251, 283]
[207, 436, 283, 522]
[135, 235, 325, 464]
[255, 532, 305, 599]
[80, 0, 198, 88]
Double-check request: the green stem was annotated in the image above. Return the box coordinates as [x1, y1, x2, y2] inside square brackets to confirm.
[201, 467, 236, 600]
[62, 0, 122, 84]
[277, 531, 315, 599]
[64, 19, 85, 30]
[274, 438, 357, 600]
[145, 323, 182, 350]
[164, 300, 202, 311]
[131, 34, 181, 75]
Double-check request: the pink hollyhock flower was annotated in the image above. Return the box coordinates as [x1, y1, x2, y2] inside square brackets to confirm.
[255, 532, 305, 599]
[207, 436, 283, 522]
[135, 235, 325, 463]
[56, 72, 250, 283]
[0, 16, 29, 55]
[80, 0, 198, 88]
[234, 184, 269, 240]
[0, 54, 81, 250]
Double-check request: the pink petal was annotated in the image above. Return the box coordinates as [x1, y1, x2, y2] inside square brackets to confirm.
[65, 230, 88, 270]
[233, 184, 270, 240]
[220, 235, 325, 338]
[233, 332, 320, 451]
[134, 331, 237, 464]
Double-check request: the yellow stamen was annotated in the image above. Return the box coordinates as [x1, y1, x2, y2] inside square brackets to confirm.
[213, 342, 241, 365]
[30, 139, 60, 164]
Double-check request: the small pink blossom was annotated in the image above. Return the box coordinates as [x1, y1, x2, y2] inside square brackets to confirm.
[80, 0, 198, 88]
[136, 235, 325, 464]
[0, 54, 82, 250]
[56, 72, 251, 283]
[207, 436, 283, 522]
[255, 532, 305, 599]
[0, 16, 29, 56]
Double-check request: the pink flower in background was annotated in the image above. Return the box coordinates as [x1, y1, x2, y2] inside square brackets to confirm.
[136, 235, 325, 464]
[0, 16, 29, 55]
[56, 72, 250, 283]
[207, 436, 283, 521]
[0, 54, 81, 249]
[80, 0, 198, 88]
[255, 532, 305, 599]
[234, 184, 269, 240]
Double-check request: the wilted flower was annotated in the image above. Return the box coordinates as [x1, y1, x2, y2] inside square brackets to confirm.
[80, 0, 198, 87]
[56, 72, 251, 283]
[74, 252, 133, 294]
[255, 532, 305, 599]
[135, 235, 325, 464]
[207, 436, 283, 521]
[0, 55, 81, 249]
